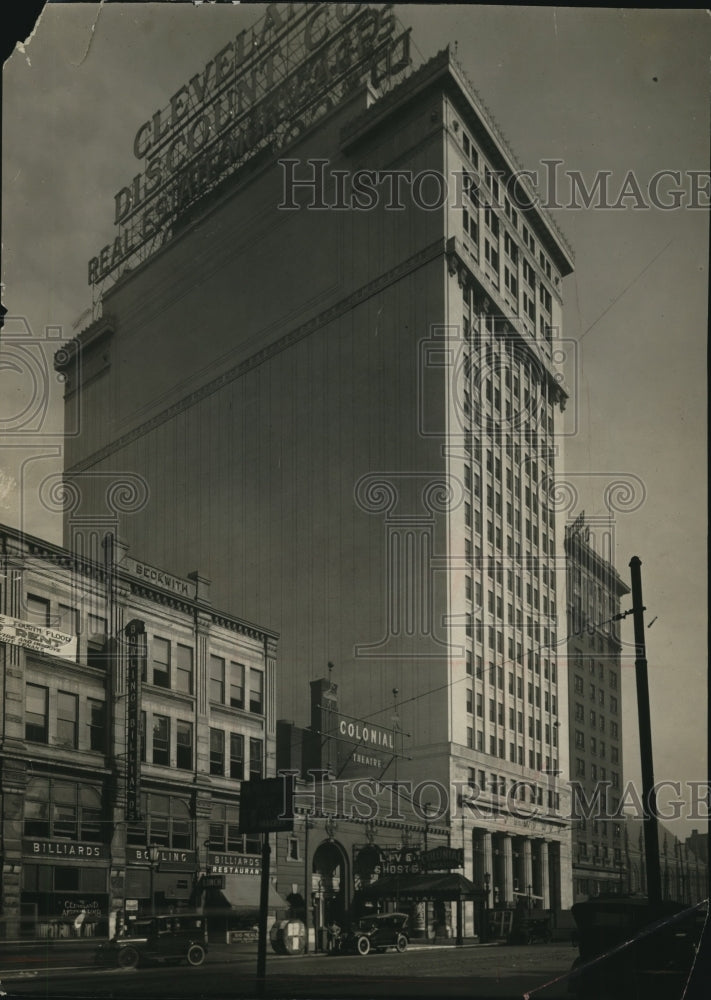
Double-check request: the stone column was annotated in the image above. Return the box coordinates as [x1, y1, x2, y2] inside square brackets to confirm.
[539, 840, 550, 909]
[501, 835, 514, 905]
[523, 838, 533, 906]
[482, 830, 494, 887]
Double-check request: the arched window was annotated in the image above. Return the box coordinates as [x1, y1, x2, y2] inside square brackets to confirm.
[24, 778, 104, 842]
[126, 793, 192, 848]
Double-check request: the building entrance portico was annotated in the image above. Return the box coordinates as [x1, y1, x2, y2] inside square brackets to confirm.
[311, 839, 348, 940]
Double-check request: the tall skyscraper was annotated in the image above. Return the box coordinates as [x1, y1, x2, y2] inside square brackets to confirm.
[564, 513, 629, 901]
[57, 6, 576, 917]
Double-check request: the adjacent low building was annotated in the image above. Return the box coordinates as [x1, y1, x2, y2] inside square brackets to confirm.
[0, 524, 278, 939]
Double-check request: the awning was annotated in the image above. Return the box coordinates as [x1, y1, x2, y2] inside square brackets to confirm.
[361, 872, 484, 902]
[205, 875, 288, 913]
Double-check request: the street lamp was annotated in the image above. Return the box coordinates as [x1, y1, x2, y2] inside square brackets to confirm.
[148, 844, 161, 917]
[482, 873, 491, 945]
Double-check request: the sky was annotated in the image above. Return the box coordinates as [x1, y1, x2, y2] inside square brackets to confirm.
[1, 3, 708, 840]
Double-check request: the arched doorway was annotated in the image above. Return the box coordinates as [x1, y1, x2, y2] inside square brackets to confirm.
[311, 840, 349, 939]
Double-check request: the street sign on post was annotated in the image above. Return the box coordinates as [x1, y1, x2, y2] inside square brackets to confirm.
[238, 777, 294, 994]
[238, 777, 294, 835]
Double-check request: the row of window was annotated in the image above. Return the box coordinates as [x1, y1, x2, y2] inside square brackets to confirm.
[209, 729, 263, 781]
[574, 730, 618, 760]
[26, 684, 106, 750]
[24, 684, 264, 778]
[574, 655, 619, 689]
[209, 655, 263, 713]
[459, 134, 558, 280]
[465, 765, 560, 810]
[24, 596, 264, 712]
[466, 725, 560, 764]
[465, 652, 558, 688]
[574, 759, 621, 785]
[571, 677, 619, 713]
[466, 686, 558, 718]
[22, 780, 264, 855]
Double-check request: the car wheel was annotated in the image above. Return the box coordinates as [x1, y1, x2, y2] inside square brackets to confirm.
[395, 933, 408, 953]
[356, 935, 371, 956]
[186, 943, 206, 967]
[117, 946, 139, 970]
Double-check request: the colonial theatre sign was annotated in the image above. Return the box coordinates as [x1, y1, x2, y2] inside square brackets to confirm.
[336, 716, 396, 778]
[88, 2, 412, 286]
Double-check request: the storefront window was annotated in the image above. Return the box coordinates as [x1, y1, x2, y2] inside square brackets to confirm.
[22, 864, 108, 920]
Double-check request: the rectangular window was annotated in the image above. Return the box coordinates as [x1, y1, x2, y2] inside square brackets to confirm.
[152, 715, 170, 766]
[87, 699, 106, 753]
[152, 637, 171, 688]
[210, 728, 225, 776]
[249, 738, 263, 781]
[504, 231, 518, 263]
[230, 733, 244, 780]
[249, 669, 264, 714]
[210, 655, 225, 703]
[466, 689, 473, 714]
[87, 614, 108, 669]
[229, 662, 245, 709]
[176, 644, 193, 695]
[25, 683, 48, 743]
[58, 604, 79, 639]
[176, 721, 193, 770]
[26, 594, 50, 625]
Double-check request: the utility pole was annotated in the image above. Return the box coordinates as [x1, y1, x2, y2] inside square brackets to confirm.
[303, 811, 310, 954]
[629, 556, 662, 905]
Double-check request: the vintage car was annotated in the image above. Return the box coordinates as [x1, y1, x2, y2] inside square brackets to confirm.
[342, 912, 409, 955]
[95, 914, 208, 969]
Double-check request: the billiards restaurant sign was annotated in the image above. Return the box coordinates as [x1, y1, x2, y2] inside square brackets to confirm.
[0, 614, 77, 661]
[125, 619, 146, 823]
[88, 2, 412, 286]
[208, 853, 261, 876]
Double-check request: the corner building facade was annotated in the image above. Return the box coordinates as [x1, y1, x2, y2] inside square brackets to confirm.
[0, 524, 277, 937]
[59, 40, 576, 927]
[564, 515, 630, 901]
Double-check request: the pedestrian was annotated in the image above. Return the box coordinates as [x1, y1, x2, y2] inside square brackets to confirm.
[73, 909, 87, 938]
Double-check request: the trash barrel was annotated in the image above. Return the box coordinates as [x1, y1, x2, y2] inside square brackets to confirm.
[270, 919, 306, 955]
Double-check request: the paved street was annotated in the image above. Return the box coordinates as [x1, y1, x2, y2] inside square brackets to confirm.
[1, 943, 577, 1000]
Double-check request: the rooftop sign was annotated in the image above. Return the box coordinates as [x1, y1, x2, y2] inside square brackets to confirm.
[88, 2, 412, 287]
